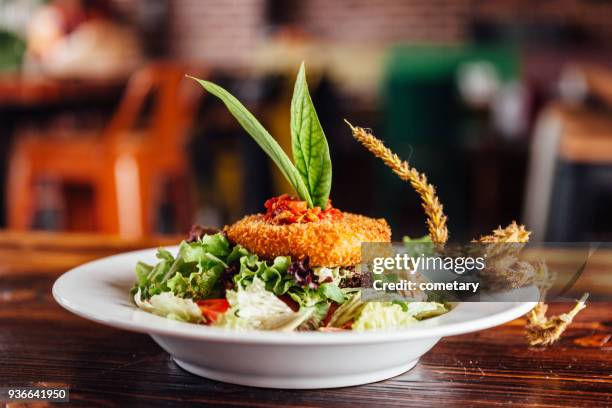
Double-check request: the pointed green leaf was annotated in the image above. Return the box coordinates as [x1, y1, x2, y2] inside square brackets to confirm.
[290, 63, 332, 208]
[188, 76, 313, 207]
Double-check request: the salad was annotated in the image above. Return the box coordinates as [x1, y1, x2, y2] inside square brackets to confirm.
[130, 63, 449, 331]
[131, 231, 448, 331]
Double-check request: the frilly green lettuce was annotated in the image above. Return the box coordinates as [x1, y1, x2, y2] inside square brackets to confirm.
[233, 254, 296, 295]
[131, 233, 232, 300]
[232, 253, 346, 319]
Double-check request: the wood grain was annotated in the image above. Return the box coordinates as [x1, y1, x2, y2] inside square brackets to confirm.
[0, 232, 611, 407]
[0, 231, 181, 276]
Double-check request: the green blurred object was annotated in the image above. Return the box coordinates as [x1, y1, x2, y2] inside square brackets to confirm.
[383, 44, 518, 146]
[380, 45, 519, 240]
[0, 30, 26, 71]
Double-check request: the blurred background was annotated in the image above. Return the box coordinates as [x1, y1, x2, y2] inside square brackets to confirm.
[2, 0, 612, 242]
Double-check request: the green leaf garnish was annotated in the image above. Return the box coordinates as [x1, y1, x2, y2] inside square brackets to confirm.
[290, 63, 332, 208]
[188, 76, 313, 207]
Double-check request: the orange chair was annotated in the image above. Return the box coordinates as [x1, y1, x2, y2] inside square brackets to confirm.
[6, 63, 203, 238]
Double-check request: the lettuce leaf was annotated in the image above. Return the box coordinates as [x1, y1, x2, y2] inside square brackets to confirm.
[318, 282, 345, 304]
[352, 302, 417, 331]
[403, 235, 435, 258]
[166, 269, 222, 300]
[134, 289, 203, 323]
[182, 234, 230, 261]
[231, 253, 346, 308]
[404, 302, 448, 320]
[131, 233, 231, 301]
[233, 253, 296, 295]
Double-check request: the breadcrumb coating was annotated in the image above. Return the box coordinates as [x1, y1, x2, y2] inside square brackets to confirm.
[225, 213, 391, 267]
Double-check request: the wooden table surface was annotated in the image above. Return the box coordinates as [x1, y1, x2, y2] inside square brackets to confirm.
[1, 231, 611, 407]
[0, 74, 125, 107]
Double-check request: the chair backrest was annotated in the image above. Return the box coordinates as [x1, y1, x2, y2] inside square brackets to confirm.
[103, 63, 203, 150]
[523, 105, 563, 242]
[524, 103, 612, 240]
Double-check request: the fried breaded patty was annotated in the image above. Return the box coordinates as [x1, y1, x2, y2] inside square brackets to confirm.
[224, 213, 391, 267]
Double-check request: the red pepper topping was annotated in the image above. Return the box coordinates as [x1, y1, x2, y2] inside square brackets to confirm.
[263, 194, 343, 224]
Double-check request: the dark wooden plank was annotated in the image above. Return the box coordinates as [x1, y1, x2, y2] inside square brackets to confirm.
[0, 231, 182, 276]
[1, 273, 611, 407]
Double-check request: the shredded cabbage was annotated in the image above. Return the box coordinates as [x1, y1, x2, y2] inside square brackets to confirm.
[328, 289, 365, 328]
[134, 289, 203, 323]
[404, 302, 448, 320]
[352, 302, 416, 331]
[218, 278, 312, 331]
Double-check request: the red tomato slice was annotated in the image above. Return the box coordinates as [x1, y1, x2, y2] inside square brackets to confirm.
[197, 299, 230, 324]
[197, 299, 229, 310]
[341, 320, 354, 330]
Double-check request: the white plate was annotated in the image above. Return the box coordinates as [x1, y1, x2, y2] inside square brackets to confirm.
[53, 246, 537, 389]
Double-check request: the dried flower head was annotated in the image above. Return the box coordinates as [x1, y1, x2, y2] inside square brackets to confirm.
[475, 221, 531, 243]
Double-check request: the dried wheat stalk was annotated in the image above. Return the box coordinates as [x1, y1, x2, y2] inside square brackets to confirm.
[346, 120, 586, 347]
[345, 120, 448, 244]
[526, 293, 589, 346]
